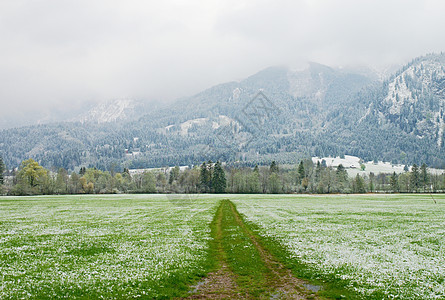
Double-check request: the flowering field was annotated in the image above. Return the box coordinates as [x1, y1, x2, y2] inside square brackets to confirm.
[1, 194, 444, 299]
[233, 194, 445, 299]
[0, 194, 218, 299]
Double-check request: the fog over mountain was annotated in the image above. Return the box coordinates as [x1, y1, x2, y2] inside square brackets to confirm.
[1, 0, 445, 129]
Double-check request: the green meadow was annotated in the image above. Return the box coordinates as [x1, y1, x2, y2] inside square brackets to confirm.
[1, 194, 444, 299]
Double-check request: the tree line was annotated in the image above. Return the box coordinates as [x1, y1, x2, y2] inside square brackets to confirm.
[0, 156, 443, 196]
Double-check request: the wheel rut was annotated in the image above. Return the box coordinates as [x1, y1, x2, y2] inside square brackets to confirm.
[186, 201, 246, 299]
[185, 200, 322, 299]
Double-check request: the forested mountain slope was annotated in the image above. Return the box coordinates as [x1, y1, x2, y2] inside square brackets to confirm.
[1, 53, 445, 171]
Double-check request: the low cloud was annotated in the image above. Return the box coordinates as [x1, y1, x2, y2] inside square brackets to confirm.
[1, 0, 445, 120]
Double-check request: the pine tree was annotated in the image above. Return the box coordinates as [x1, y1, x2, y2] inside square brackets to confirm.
[200, 161, 213, 192]
[79, 167, 86, 176]
[354, 174, 366, 193]
[270, 161, 279, 173]
[369, 172, 375, 193]
[420, 163, 429, 192]
[410, 164, 420, 192]
[336, 164, 348, 182]
[212, 161, 226, 193]
[200, 162, 209, 192]
[0, 156, 4, 185]
[297, 161, 305, 184]
[390, 172, 399, 193]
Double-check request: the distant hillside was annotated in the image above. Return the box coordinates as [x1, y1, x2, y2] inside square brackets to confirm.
[2, 54, 445, 171]
[355, 53, 445, 166]
[74, 99, 152, 124]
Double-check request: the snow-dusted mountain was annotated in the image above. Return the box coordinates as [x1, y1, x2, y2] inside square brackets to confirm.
[367, 53, 445, 146]
[75, 99, 150, 124]
[2, 53, 445, 171]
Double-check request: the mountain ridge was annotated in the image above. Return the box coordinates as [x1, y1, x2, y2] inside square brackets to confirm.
[1, 53, 445, 171]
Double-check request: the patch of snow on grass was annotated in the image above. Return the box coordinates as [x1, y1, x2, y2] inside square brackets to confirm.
[234, 194, 445, 299]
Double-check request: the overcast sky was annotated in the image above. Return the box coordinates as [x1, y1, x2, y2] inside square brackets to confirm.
[1, 0, 445, 120]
